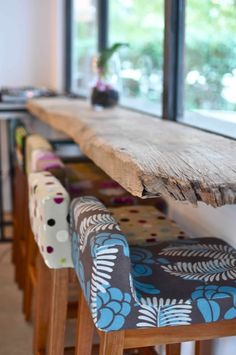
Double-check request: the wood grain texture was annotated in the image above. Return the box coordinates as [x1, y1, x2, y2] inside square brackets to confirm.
[124, 319, 236, 348]
[28, 98, 236, 207]
[75, 290, 94, 355]
[166, 343, 181, 355]
[99, 330, 125, 355]
[33, 254, 51, 355]
[47, 269, 69, 355]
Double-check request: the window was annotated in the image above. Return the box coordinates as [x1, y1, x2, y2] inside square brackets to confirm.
[181, 0, 236, 138]
[71, 0, 97, 95]
[67, 0, 236, 138]
[109, 0, 164, 116]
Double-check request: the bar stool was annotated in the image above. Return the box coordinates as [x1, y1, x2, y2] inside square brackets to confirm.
[27, 171, 74, 355]
[12, 124, 87, 288]
[27, 172, 186, 354]
[13, 132, 54, 289]
[71, 196, 236, 355]
[22, 132, 167, 318]
[13, 131, 84, 288]
[12, 124, 33, 287]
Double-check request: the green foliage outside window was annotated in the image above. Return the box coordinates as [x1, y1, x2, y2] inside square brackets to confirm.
[73, 0, 236, 112]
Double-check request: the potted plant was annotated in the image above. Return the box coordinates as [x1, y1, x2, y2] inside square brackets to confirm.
[91, 42, 128, 108]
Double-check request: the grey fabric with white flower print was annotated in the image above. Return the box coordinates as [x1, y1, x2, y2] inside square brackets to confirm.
[70, 196, 236, 332]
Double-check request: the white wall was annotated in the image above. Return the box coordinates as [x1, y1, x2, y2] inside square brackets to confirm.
[168, 200, 236, 247]
[0, 0, 64, 90]
[0, 0, 64, 212]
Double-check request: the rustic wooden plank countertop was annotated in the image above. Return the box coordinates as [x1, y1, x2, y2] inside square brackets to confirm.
[27, 97, 236, 207]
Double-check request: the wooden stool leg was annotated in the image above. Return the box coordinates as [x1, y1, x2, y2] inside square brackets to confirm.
[33, 254, 51, 355]
[99, 331, 125, 355]
[47, 268, 69, 355]
[75, 290, 94, 355]
[166, 343, 181, 355]
[23, 227, 37, 321]
[15, 173, 27, 289]
[13, 167, 24, 283]
[12, 166, 19, 265]
[195, 341, 201, 355]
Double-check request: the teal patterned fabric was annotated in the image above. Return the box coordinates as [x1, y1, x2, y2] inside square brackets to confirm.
[70, 196, 236, 332]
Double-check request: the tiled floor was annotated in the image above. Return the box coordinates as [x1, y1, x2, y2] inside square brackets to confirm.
[0, 244, 32, 355]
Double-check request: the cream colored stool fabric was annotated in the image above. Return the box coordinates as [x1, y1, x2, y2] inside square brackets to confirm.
[25, 134, 52, 174]
[28, 171, 73, 268]
[110, 205, 187, 245]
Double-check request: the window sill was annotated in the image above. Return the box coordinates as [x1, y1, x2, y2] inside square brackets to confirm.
[181, 110, 236, 139]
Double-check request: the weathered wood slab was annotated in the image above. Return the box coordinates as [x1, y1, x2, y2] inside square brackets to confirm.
[27, 98, 236, 207]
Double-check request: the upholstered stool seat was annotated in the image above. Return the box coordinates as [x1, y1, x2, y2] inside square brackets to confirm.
[129, 238, 236, 324]
[28, 171, 73, 269]
[110, 205, 187, 245]
[71, 196, 236, 333]
[27, 174, 186, 355]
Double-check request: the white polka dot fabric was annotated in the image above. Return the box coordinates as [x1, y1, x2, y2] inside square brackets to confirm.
[28, 171, 73, 269]
[110, 205, 188, 245]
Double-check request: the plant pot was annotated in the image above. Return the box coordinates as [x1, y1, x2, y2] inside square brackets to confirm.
[91, 83, 119, 108]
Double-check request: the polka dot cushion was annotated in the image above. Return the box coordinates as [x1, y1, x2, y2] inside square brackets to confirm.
[28, 171, 73, 269]
[25, 134, 52, 174]
[110, 205, 187, 245]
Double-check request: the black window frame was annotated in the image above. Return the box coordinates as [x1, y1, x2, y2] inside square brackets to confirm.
[65, 0, 236, 139]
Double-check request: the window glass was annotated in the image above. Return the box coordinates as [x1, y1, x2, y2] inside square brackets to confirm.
[109, 0, 164, 116]
[183, 0, 236, 137]
[71, 0, 97, 95]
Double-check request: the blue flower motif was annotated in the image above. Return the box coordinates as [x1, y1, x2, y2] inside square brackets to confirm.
[192, 285, 236, 323]
[130, 247, 154, 277]
[96, 287, 131, 331]
[91, 233, 129, 258]
[133, 279, 160, 299]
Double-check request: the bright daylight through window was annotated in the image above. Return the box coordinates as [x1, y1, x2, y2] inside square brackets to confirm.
[70, 0, 236, 138]
[109, 0, 164, 116]
[182, 0, 236, 137]
[71, 0, 97, 96]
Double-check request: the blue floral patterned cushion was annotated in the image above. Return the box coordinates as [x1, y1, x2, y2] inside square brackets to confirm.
[70, 196, 236, 332]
